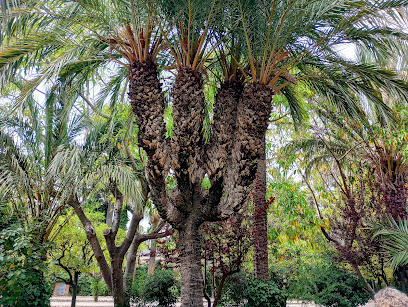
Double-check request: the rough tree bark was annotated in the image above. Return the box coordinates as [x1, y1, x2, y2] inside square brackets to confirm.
[253, 145, 269, 280]
[129, 57, 273, 306]
[178, 217, 205, 306]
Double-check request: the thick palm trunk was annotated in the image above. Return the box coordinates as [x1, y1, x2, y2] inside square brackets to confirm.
[178, 218, 204, 307]
[171, 67, 206, 306]
[129, 62, 273, 306]
[253, 143, 269, 280]
[222, 83, 273, 216]
[206, 80, 243, 183]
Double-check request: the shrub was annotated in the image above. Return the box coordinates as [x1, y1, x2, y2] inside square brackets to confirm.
[0, 223, 52, 307]
[130, 264, 149, 299]
[76, 274, 92, 296]
[292, 261, 371, 307]
[142, 269, 179, 307]
[217, 271, 248, 306]
[245, 278, 287, 307]
[217, 270, 287, 307]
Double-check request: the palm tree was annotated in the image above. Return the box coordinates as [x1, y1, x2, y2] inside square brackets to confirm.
[2, 0, 408, 305]
[0, 82, 85, 244]
[0, 82, 90, 305]
[373, 216, 408, 271]
[235, 0, 408, 281]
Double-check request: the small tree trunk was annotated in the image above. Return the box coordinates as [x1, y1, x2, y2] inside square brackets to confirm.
[111, 258, 129, 307]
[213, 274, 227, 307]
[350, 262, 375, 297]
[148, 239, 157, 275]
[178, 220, 204, 307]
[253, 141, 269, 281]
[123, 236, 143, 292]
[71, 271, 80, 307]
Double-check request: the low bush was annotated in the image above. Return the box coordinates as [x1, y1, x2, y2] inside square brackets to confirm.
[0, 222, 52, 307]
[142, 269, 179, 307]
[245, 277, 287, 307]
[130, 266, 179, 307]
[217, 270, 287, 307]
[288, 259, 371, 307]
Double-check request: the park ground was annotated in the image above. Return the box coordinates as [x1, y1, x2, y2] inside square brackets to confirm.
[50, 296, 319, 307]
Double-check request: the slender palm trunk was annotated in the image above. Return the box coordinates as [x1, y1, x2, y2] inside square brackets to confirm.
[253, 142, 269, 280]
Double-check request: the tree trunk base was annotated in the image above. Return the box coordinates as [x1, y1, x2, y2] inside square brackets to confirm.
[178, 221, 204, 307]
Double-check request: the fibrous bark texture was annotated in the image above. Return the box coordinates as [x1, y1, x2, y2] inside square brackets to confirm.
[178, 219, 204, 306]
[206, 80, 243, 183]
[221, 83, 273, 217]
[129, 60, 274, 306]
[253, 153, 269, 280]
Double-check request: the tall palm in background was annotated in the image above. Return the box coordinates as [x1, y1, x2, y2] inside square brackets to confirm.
[0, 82, 88, 305]
[2, 0, 408, 305]
[0, 81, 85, 243]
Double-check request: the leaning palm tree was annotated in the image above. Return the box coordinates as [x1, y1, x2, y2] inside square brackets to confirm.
[2, 0, 408, 305]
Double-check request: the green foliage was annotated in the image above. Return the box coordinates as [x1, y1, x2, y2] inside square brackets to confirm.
[268, 181, 322, 249]
[217, 271, 248, 306]
[90, 276, 111, 297]
[216, 270, 287, 307]
[244, 274, 287, 307]
[0, 221, 52, 307]
[286, 254, 371, 307]
[372, 216, 408, 270]
[143, 269, 179, 307]
[130, 267, 179, 307]
[130, 264, 149, 299]
[49, 211, 99, 275]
